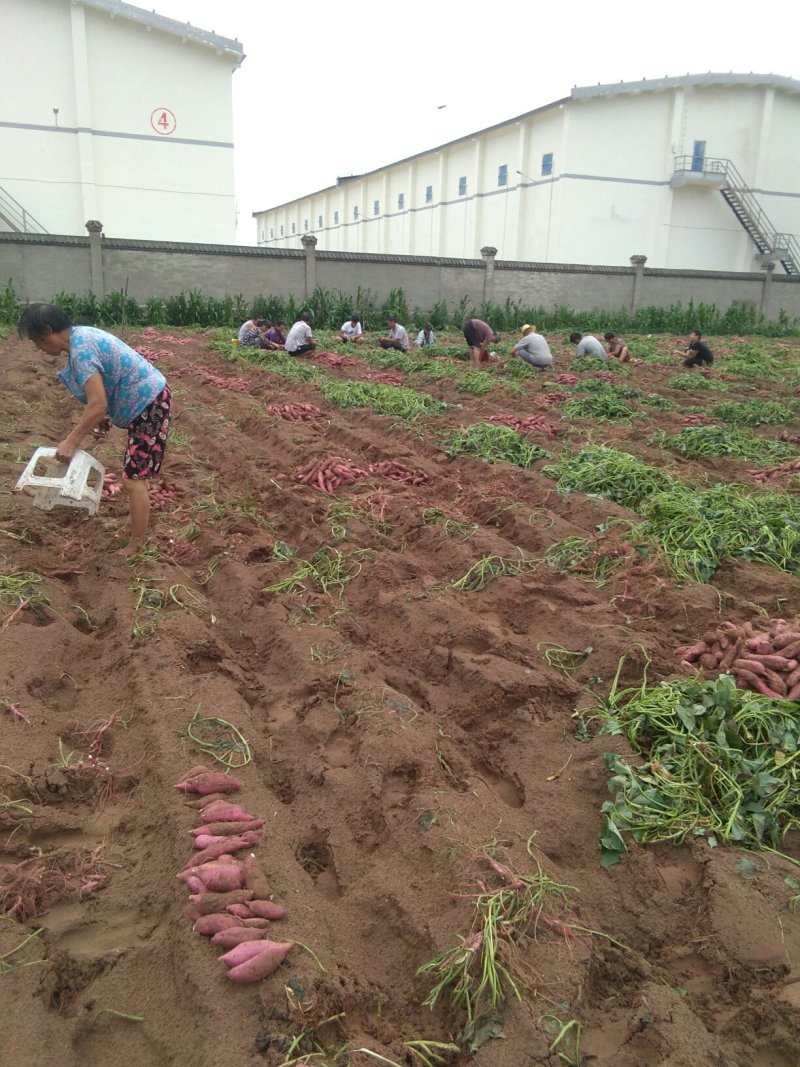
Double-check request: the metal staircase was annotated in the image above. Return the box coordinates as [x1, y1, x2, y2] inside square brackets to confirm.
[673, 156, 799, 275]
[0, 185, 48, 234]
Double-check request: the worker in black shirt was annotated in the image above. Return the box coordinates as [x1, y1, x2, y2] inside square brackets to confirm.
[677, 330, 714, 368]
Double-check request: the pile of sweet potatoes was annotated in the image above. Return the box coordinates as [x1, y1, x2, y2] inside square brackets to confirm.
[175, 766, 292, 983]
[676, 617, 800, 699]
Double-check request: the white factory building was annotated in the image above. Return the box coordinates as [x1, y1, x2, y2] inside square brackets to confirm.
[0, 0, 243, 243]
[254, 73, 800, 274]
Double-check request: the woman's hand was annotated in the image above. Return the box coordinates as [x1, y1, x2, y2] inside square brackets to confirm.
[56, 438, 77, 462]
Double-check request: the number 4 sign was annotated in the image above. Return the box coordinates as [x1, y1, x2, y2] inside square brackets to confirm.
[150, 108, 176, 135]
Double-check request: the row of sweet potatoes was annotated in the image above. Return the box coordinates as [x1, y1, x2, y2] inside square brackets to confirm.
[175, 766, 293, 983]
[676, 617, 800, 699]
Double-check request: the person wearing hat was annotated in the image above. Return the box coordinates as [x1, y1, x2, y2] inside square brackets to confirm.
[510, 324, 554, 370]
[336, 314, 366, 345]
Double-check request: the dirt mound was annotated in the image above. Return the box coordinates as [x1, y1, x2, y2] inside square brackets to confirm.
[1, 329, 800, 1066]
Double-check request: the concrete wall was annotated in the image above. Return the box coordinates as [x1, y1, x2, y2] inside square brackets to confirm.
[2, 230, 798, 323]
[0, 0, 241, 243]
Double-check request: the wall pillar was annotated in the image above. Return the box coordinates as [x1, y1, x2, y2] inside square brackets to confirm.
[481, 245, 498, 304]
[760, 261, 775, 315]
[301, 233, 317, 300]
[85, 219, 104, 299]
[629, 254, 647, 312]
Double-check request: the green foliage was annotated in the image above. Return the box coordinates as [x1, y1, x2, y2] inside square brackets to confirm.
[542, 446, 674, 510]
[652, 425, 798, 461]
[666, 373, 729, 392]
[563, 393, 638, 421]
[321, 379, 447, 418]
[711, 400, 794, 426]
[595, 674, 800, 868]
[442, 423, 549, 468]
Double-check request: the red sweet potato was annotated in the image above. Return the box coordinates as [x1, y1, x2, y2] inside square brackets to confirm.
[211, 926, 269, 948]
[187, 864, 244, 893]
[785, 666, 800, 688]
[734, 658, 767, 676]
[242, 858, 272, 899]
[675, 642, 709, 662]
[755, 655, 797, 672]
[745, 639, 772, 655]
[190, 889, 253, 915]
[196, 793, 229, 809]
[241, 918, 271, 928]
[218, 940, 276, 968]
[226, 941, 293, 983]
[179, 764, 211, 781]
[699, 653, 718, 670]
[185, 831, 261, 868]
[197, 819, 264, 836]
[719, 637, 744, 671]
[734, 668, 782, 699]
[788, 683, 800, 701]
[248, 900, 286, 920]
[227, 903, 250, 919]
[185, 876, 204, 893]
[200, 805, 255, 823]
[194, 834, 223, 849]
[772, 633, 800, 651]
[194, 913, 239, 936]
[174, 772, 242, 795]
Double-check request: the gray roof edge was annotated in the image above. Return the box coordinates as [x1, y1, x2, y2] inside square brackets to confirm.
[76, 0, 244, 61]
[572, 72, 800, 100]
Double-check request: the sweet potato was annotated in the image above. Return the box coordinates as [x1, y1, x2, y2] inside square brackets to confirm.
[194, 913, 239, 936]
[242, 858, 271, 899]
[772, 633, 800, 651]
[226, 941, 293, 983]
[200, 805, 255, 824]
[248, 900, 286, 920]
[227, 903, 250, 919]
[785, 666, 800, 689]
[788, 683, 800, 701]
[174, 772, 242, 795]
[185, 831, 261, 868]
[699, 653, 718, 670]
[754, 655, 797, 672]
[211, 926, 269, 948]
[186, 864, 244, 893]
[745, 639, 772, 655]
[190, 889, 253, 915]
[218, 940, 275, 968]
[179, 764, 211, 781]
[675, 642, 709, 662]
[240, 918, 271, 928]
[719, 637, 744, 671]
[194, 834, 223, 850]
[733, 658, 767, 676]
[196, 793, 229, 809]
[196, 819, 264, 836]
[733, 668, 782, 699]
[761, 668, 787, 696]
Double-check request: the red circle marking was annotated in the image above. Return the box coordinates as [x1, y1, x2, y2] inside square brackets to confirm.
[150, 108, 177, 136]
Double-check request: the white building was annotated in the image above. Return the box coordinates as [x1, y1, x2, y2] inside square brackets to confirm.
[254, 74, 800, 274]
[0, 0, 243, 243]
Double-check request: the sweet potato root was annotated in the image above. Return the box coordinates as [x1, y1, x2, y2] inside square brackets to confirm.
[194, 913, 239, 936]
[226, 941, 293, 983]
[211, 926, 270, 948]
[185, 831, 261, 868]
[190, 889, 253, 915]
[218, 940, 275, 968]
[199, 805, 255, 824]
[174, 772, 242, 795]
[247, 900, 286, 920]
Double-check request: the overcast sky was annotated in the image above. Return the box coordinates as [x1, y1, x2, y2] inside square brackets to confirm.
[148, 0, 797, 244]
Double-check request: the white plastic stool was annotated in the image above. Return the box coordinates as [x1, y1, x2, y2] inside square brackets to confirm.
[15, 447, 106, 516]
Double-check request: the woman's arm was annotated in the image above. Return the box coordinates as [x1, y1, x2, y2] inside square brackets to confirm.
[56, 373, 109, 460]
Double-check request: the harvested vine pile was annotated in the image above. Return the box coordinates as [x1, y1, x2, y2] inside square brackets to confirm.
[2, 327, 800, 1067]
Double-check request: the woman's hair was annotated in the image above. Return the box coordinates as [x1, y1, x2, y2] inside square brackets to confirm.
[569, 332, 582, 344]
[18, 303, 72, 340]
[603, 331, 616, 341]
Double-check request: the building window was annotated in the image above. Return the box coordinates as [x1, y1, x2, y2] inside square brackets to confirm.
[291, 222, 296, 234]
[334, 210, 339, 224]
[353, 206, 359, 220]
[304, 219, 308, 231]
[458, 176, 467, 195]
[318, 215, 323, 227]
[691, 140, 706, 172]
[280, 225, 284, 236]
[269, 228, 274, 239]
[398, 193, 404, 210]
[498, 164, 508, 187]
[541, 153, 553, 176]
[373, 200, 380, 216]
[425, 185, 433, 203]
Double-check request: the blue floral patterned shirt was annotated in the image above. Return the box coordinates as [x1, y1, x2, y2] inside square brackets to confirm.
[57, 327, 166, 427]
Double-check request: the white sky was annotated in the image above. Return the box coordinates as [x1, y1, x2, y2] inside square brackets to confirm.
[148, 0, 797, 244]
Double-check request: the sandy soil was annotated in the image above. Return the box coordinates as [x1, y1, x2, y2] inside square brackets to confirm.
[1, 327, 800, 1067]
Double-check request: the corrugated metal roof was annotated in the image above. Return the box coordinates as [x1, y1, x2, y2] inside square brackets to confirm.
[75, 0, 244, 63]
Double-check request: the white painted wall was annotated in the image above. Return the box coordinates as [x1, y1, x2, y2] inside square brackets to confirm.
[254, 76, 800, 273]
[0, 0, 241, 242]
